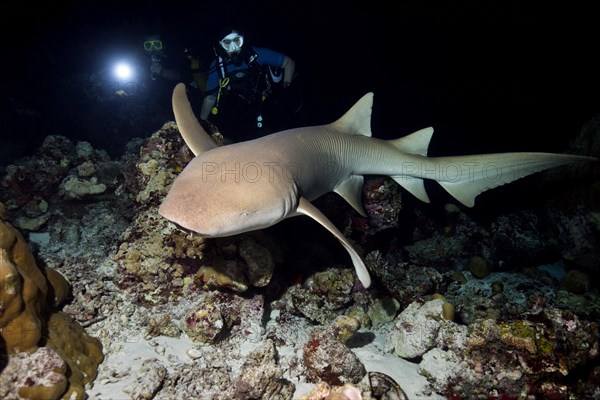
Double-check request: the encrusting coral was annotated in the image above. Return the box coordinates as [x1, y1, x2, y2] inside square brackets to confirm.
[0, 202, 104, 399]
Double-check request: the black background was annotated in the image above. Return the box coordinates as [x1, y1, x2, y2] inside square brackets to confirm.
[1, 0, 598, 163]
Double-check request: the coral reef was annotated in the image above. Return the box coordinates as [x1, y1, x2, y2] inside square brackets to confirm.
[59, 176, 107, 199]
[113, 124, 280, 301]
[0, 347, 68, 400]
[466, 255, 491, 279]
[0, 206, 104, 399]
[354, 176, 404, 238]
[365, 251, 444, 310]
[366, 296, 400, 328]
[301, 381, 365, 400]
[1, 114, 598, 400]
[280, 268, 357, 324]
[122, 358, 167, 400]
[416, 271, 600, 398]
[233, 340, 295, 399]
[182, 295, 229, 344]
[390, 298, 466, 359]
[303, 325, 366, 385]
[452, 309, 599, 399]
[0, 135, 117, 228]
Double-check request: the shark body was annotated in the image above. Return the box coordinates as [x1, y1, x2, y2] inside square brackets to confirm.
[159, 83, 594, 288]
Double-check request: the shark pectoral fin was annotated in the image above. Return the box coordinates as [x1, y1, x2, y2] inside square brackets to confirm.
[334, 175, 367, 217]
[172, 83, 218, 156]
[391, 176, 431, 203]
[296, 197, 372, 288]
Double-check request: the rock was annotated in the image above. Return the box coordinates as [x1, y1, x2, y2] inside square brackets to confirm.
[123, 358, 167, 400]
[0, 347, 68, 400]
[419, 348, 466, 394]
[390, 298, 465, 359]
[303, 326, 366, 385]
[560, 269, 591, 294]
[76, 160, 97, 177]
[234, 340, 294, 399]
[59, 175, 107, 199]
[181, 302, 226, 344]
[239, 235, 275, 287]
[390, 300, 443, 359]
[367, 296, 401, 327]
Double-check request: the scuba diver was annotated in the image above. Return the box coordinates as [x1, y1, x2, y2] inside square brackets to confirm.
[199, 27, 300, 142]
[143, 34, 207, 115]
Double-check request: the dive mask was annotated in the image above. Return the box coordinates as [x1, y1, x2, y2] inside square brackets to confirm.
[144, 39, 163, 52]
[219, 33, 244, 55]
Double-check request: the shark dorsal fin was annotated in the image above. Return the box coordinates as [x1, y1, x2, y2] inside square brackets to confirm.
[331, 92, 373, 137]
[390, 127, 434, 156]
[172, 83, 218, 156]
[386, 127, 434, 202]
[334, 175, 367, 217]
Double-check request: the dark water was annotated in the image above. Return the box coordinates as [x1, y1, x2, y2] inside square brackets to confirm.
[1, 1, 597, 165]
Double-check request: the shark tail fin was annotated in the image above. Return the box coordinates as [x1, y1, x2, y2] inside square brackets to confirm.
[388, 127, 435, 203]
[435, 152, 595, 207]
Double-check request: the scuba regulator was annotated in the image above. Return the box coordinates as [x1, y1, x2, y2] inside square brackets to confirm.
[150, 54, 162, 80]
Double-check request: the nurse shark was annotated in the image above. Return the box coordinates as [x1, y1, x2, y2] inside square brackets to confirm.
[159, 83, 595, 288]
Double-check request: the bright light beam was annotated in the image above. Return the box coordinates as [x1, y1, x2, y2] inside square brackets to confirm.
[114, 62, 133, 81]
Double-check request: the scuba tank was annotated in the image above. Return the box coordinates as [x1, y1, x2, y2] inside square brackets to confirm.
[185, 48, 208, 92]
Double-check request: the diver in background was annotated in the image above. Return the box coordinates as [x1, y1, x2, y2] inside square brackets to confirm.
[143, 34, 207, 114]
[199, 26, 298, 141]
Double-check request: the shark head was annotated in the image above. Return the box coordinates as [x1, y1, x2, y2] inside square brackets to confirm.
[158, 154, 299, 238]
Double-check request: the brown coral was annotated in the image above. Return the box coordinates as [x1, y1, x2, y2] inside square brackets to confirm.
[466, 255, 491, 279]
[0, 205, 104, 399]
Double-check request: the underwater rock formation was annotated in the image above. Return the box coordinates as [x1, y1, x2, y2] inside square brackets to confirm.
[1, 112, 598, 399]
[0, 203, 104, 399]
[113, 123, 280, 301]
[390, 298, 465, 359]
[113, 123, 208, 298]
[365, 251, 445, 310]
[0, 135, 117, 228]
[233, 340, 295, 399]
[0, 347, 68, 400]
[59, 176, 107, 199]
[301, 381, 364, 400]
[303, 324, 366, 386]
[122, 358, 167, 400]
[281, 268, 357, 324]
